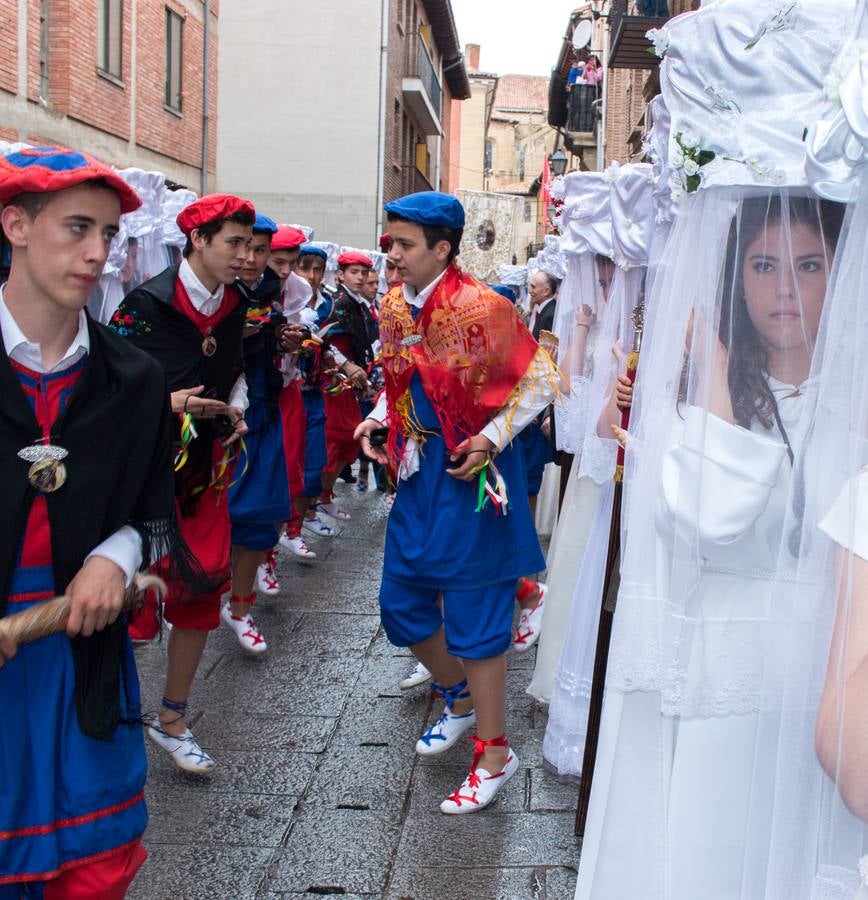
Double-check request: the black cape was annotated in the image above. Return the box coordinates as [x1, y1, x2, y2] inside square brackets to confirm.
[112, 264, 248, 513]
[329, 286, 375, 367]
[0, 317, 176, 740]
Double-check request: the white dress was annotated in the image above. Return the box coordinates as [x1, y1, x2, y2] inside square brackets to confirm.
[576, 384, 800, 900]
[528, 322, 607, 705]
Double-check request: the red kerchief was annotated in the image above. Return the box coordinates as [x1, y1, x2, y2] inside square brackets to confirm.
[272, 225, 307, 251]
[0, 145, 141, 214]
[338, 250, 373, 268]
[176, 193, 255, 237]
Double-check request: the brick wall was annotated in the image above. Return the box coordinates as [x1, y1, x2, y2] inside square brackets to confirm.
[604, 66, 648, 164]
[0, 0, 18, 96]
[4, 0, 214, 182]
[383, 0, 452, 203]
[136, 1, 216, 175]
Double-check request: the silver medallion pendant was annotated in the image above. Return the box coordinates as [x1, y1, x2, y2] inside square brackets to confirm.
[202, 334, 218, 357]
[18, 444, 69, 492]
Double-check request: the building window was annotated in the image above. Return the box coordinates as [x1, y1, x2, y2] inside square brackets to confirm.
[523, 201, 533, 223]
[39, 0, 49, 102]
[98, 0, 123, 79]
[484, 139, 493, 173]
[165, 8, 183, 112]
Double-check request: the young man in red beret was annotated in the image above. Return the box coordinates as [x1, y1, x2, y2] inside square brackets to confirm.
[317, 251, 375, 521]
[0, 146, 177, 895]
[110, 193, 254, 774]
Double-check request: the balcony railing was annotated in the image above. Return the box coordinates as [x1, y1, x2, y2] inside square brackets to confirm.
[608, 0, 694, 69]
[567, 83, 599, 135]
[414, 34, 441, 121]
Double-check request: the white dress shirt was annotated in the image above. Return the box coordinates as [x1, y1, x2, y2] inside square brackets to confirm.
[367, 270, 557, 478]
[179, 259, 248, 411]
[0, 288, 142, 584]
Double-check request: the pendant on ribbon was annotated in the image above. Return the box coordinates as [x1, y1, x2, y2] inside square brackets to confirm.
[17, 443, 68, 492]
[202, 329, 217, 357]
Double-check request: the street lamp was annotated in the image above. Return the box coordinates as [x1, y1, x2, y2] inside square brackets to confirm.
[549, 148, 568, 177]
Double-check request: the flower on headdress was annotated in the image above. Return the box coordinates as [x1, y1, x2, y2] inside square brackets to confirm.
[671, 131, 715, 193]
[646, 28, 670, 58]
[704, 83, 742, 115]
[745, 2, 801, 50]
[825, 39, 868, 105]
[745, 157, 787, 184]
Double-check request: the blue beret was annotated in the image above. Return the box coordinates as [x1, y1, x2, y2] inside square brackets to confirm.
[384, 191, 464, 229]
[253, 213, 278, 235]
[489, 284, 517, 304]
[298, 244, 328, 262]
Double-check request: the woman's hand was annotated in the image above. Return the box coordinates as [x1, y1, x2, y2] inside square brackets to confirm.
[171, 386, 229, 419]
[615, 373, 634, 410]
[575, 304, 596, 329]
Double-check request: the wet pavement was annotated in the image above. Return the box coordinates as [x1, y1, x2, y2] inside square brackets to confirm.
[130, 475, 581, 900]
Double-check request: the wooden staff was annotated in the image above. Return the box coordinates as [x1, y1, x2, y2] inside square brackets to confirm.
[0, 573, 166, 649]
[575, 302, 644, 837]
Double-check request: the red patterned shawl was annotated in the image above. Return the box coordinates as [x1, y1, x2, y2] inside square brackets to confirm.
[378, 263, 539, 457]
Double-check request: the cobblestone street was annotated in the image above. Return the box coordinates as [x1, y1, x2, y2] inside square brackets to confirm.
[130, 478, 581, 899]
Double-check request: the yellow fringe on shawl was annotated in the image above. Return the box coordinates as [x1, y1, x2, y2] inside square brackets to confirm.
[497, 347, 568, 445]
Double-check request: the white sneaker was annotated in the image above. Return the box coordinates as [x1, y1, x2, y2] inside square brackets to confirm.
[513, 582, 548, 653]
[256, 553, 280, 595]
[440, 748, 519, 814]
[318, 501, 351, 521]
[399, 661, 432, 690]
[279, 532, 318, 559]
[221, 604, 268, 655]
[302, 514, 337, 538]
[416, 706, 477, 756]
[147, 722, 216, 774]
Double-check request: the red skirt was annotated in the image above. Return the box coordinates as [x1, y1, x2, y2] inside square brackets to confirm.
[280, 380, 305, 498]
[324, 390, 362, 472]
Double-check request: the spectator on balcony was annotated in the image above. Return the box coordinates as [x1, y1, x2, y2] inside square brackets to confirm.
[566, 59, 586, 91]
[583, 57, 603, 86]
[640, 0, 669, 15]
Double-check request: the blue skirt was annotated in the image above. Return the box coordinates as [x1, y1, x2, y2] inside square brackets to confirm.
[0, 602, 147, 880]
[384, 374, 544, 590]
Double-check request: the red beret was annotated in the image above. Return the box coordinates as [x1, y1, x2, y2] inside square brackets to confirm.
[176, 193, 255, 237]
[271, 225, 307, 251]
[379, 233, 392, 252]
[0, 145, 141, 214]
[338, 250, 373, 268]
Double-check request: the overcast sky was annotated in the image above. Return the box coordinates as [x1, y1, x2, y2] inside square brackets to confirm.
[451, 0, 581, 77]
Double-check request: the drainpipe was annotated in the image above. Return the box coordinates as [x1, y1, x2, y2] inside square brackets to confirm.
[200, 0, 210, 195]
[597, 9, 609, 170]
[374, 0, 389, 242]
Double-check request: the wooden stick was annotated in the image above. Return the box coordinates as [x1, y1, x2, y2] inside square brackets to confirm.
[0, 573, 166, 647]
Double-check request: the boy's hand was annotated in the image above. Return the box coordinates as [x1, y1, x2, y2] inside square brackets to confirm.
[354, 418, 389, 466]
[0, 631, 16, 670]
[65, 556, 126, 638]
[446, 435, 495, 482]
